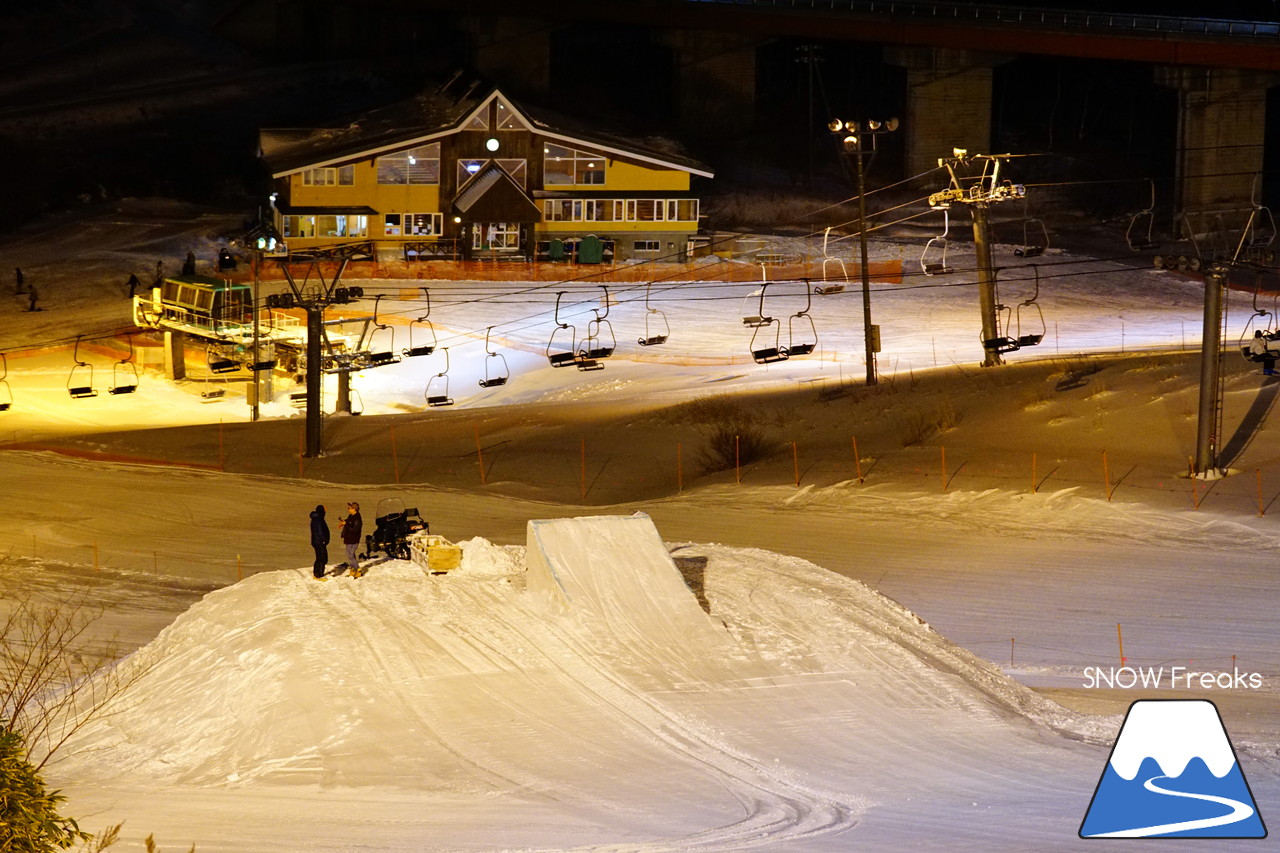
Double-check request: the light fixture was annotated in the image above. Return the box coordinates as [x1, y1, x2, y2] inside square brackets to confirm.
[466, 162, 480, 173]
[408, 155, 416, 164]
[486, 137, 499, 152]
[827, 118, 844, 132]
[885, 117, 900, 131]
[453, 216, 462, 224]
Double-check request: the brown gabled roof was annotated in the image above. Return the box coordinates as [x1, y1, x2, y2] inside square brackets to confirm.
[259, 77, 713, 180]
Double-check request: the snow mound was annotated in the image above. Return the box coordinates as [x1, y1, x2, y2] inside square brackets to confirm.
[58, 520, 1099, 844]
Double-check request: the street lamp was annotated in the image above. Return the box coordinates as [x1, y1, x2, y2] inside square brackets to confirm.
[829, 117, 898, 386]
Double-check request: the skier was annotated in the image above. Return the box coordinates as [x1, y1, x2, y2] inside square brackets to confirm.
[26, 282, 38, 312]
[182, 251, 196, 276]
[1249, 330, 1277, 376]
[126, 273, 141, 298]
[310, 505, 330, 580]
[339, 501, 363, 574]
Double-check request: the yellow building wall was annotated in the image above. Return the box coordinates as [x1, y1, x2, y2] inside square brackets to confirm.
[287, 162, 442, 213]
[600, 160, 690, 192]
[539, 221, 697, 234]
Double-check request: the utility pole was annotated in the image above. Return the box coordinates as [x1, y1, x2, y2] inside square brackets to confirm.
[829, 117, 899, 385]
[930, 149, 1028, 367]
[1194, 264, 1228, 476]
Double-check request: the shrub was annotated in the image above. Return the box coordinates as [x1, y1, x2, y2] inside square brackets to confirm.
[699, 425, 776, 473]
[0, 723, 89, 851]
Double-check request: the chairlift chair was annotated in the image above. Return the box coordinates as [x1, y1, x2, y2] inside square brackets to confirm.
[579, 286, 615, 361]
[1239, 274, 1279, 361]
[742, 283, 774, 328]
[67, 336, 98, 398]
[1013, 266, 1046, 348]
[637, 282, 669, 346]
[207, 344, 241, 374]
[425, 348, 454, 407]
[1126, 180, 1160, 252]
[1235, 177, 1277, 265]
[815, 228, 848, 295]
[750, 318, 789, 364]
[786, 284, 817, 357]
[478, 327, 509, 388]
[1013, 206, 1050, 258]
[0, 354, 12, 411]
[367, 295, 401, 367]
[403, 289, 437, 357]
[547, 291, 580, 367]
[109, 334, 139, 395]
[920, 209, 955, 275]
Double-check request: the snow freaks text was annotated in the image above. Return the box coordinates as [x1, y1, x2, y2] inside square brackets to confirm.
[1082, 667, 1264, 690]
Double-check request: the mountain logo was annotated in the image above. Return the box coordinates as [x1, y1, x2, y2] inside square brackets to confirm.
[1080, 699, 1266, 839]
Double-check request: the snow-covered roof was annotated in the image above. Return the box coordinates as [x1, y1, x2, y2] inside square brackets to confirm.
[259, 79, 713, 180]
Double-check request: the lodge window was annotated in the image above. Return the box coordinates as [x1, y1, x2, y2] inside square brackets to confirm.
[458, 159, 486, 186]
[376, 143, 441, 185]
[473, 222, 520, 250]
[496, 159, 527, 188]
[301, 166, 353, 186]
[496, 100, 523, 130]
[385, 212, 442, 237]
[635, 240, 660, 253]
[282, 214, 366, 238]
[543, 144, 605, 186]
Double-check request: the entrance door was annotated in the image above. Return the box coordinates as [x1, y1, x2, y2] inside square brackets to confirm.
[474, 222, 521, 251]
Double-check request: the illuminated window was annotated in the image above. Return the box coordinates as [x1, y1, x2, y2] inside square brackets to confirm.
[496, 99, 523, 130]
[301, 166, 353, 186]
[543, 144, 606, 186]
[376, 143, 440, 184]
[457, 159, 487, 186]
[283, 215, 317, 237]
[385, 213, 442, 237]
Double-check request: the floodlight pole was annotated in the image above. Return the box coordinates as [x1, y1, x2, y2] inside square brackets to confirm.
[250, 248, 261, 422]
[1194, 265, 1228, 475]
[852, 133, 878, 386]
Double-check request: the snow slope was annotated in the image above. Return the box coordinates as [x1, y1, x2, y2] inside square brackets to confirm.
[55, 516, 1115, 851]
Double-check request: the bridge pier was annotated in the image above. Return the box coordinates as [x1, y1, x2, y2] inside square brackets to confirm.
[1156, 66, 1277, 234]
[661, 30, 759, 138]
[886, 47, 1007, 179]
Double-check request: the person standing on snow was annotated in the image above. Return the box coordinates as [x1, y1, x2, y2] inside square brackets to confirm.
[310, 504, 330, 579]
[339, 501, 362, 571]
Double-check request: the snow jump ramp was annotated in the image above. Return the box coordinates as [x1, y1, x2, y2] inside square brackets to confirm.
[526, 512, 725, 642]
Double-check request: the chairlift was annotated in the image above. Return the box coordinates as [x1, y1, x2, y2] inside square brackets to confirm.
[786, 283, 817, 357]
[1235, 174, 1277, 265]
[1013, 202, 1050, 258]
[750, 317, 789, 364]
[1239, 274, 1279, 362]
[637, 282, 670, 346]
[367, 295, 401, 367]
[815, 227, 848, 295]
[67, 336, 98, 398]
[403, 288, 437, 357]
[547, 291, 580, 368]
[478, 326, 509, 388]
[425, 348, 454, 407]
[920, 209, 955, 275]
[1013, 267, 1046, 349]
[742, 280, 774, 328]
[1126, 180, 1160, 252]
[0, 353, 12, 411]
[579, 285, 615, 361]
[109, 334, 139, 395]
[207, 343, 241, 374]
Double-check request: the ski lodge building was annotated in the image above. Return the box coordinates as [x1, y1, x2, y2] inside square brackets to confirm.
[257, 77, 713, 265]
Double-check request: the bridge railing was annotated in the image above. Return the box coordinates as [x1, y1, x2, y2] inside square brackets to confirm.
[682, 0, 1280, 39]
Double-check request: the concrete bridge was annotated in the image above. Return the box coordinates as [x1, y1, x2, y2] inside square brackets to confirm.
[429, 0, 1278, 232]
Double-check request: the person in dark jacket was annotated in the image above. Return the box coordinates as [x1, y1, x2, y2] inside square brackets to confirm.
[310, 505, 330, 579]
[339, 501, 363, 571]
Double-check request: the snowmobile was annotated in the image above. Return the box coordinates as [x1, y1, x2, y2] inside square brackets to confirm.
[361, 498, 428, 561]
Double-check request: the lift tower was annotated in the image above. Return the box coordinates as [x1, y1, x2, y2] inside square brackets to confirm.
[278, 258, 353, 458]
[930, 150, 1028, 367]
